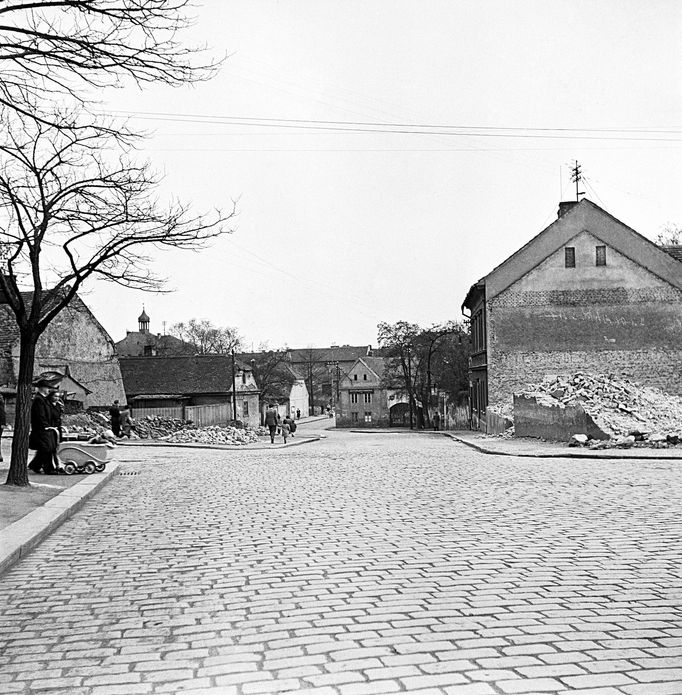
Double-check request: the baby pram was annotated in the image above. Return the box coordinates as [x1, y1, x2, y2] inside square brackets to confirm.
[57, 442, 114, 475]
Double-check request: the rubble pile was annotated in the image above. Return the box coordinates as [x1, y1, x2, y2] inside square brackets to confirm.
[163, 425, 263, 445]
[130, 415, 192, 440]
[524, 372, 682, 446]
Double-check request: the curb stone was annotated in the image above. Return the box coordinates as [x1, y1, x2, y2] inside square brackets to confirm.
[0, 461, 120, 576]
[116, 436, 321, 451]
[447, 433, 682, 461]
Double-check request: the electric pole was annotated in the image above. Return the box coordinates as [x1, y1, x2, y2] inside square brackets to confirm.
[570, 160, 585, 202]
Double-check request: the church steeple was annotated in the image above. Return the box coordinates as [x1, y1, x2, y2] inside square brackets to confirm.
[138, 306, 150, 333]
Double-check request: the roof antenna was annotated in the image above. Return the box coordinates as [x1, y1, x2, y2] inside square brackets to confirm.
[570, 160, 585, 201]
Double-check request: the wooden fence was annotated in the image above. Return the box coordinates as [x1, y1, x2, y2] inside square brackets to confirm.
[130, 403, 230, 426]
[185, 403, 230, 427]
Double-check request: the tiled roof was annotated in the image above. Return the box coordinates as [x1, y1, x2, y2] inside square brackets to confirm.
[288, 345, 373, 364]
[661, 245, 682, 262]
[119, 355, 253, 397]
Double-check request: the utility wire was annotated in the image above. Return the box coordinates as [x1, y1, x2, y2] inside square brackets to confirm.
[103, 110, 682, 142]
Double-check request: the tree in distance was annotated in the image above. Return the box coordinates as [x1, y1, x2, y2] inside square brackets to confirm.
[0, 109, 235, 486]
[170, 319, 242, 355]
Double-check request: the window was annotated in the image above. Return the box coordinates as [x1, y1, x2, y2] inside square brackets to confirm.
[351, 412, 359, 423]
[351, 393, 359, 404]
[363, 392, 372, 404]
[565, 247, 575, 268]
[243, 400, 249, 416]
[364, 412, 372, 423]
[363, 374, 367, 380]
[241, 371, 247, 384]
[596, 245, 607, 266]
[143, 345, 153, 356]
[353, 374, 358, 381]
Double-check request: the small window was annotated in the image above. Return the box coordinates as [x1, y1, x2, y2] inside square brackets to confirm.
[363, 392, 372, 404]
[351, 412, 359, 423]
[363, 374, 367, 381]
[596, 245, 607, 266]
[353, 374, 357, 381]
[351, 393, 359, 404]
[143, 345, 153, 356]
[364, 412, 372, 423]
[565, 247, 575, 268]
[243, 400, 249, 416]
[241, 371, 247, 384]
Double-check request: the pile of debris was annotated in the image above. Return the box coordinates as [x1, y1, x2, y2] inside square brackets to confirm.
[524, 372, 682, 447]
[130, 415, 191, 440]
[163, 425, 264, 446]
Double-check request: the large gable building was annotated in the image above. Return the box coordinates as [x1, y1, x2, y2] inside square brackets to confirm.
[462, 199, 682, 430]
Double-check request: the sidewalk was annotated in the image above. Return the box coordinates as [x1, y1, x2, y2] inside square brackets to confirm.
[451, 431, 682, 460]
[348, 426, 682, 460]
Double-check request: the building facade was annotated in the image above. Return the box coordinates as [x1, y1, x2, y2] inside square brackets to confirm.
[462, 199, 682, 430]
[0, 293, 125, 423]
[119, 354, 260, 428]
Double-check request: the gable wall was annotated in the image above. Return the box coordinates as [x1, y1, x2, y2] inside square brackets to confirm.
[336, 360, 389, 427]
[487, 232, 682, 404]
[10, 302, 125, 408]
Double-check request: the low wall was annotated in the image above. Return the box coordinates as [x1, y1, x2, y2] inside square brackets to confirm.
[513, 394, 609, 441]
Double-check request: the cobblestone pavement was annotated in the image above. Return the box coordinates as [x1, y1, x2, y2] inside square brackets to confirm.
[1, 428, 681, 695]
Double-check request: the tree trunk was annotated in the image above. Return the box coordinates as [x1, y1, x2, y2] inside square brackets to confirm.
[5, 333, 37, 487]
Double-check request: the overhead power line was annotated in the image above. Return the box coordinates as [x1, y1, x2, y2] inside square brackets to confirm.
[103, 110, 682, 142]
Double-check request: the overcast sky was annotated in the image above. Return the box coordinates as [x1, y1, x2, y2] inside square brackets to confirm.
[83, 0, 682, 351]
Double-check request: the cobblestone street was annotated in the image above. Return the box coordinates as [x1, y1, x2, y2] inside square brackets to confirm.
[1, 426, 681, 695]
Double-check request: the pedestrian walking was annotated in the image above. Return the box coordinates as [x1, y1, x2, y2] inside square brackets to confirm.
[284, 414, 296, 437]
[109, 399, 121, 437]
[281, 418, 291, 443]
[264, 405, 278, 444]
[28, 377, 60, 475]
[433, 411, 441, 431]
[0, 393, 6, 463]
[296, 408, 301, 419]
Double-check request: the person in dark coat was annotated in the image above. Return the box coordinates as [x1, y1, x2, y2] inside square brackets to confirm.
[264, 405, 279, 444]
[0, 393, 6, 463]
[109, 400, 121, 437]
[433, 411, 441, 431]
[28, 378, 60, 474]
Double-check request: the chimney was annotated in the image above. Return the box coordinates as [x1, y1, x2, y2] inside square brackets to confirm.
[558, 201, 579, 218]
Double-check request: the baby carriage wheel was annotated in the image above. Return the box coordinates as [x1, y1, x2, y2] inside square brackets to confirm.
[63, 461, 77, 475]
[83, 461, 96, 475]
[95, 462, 106, 473]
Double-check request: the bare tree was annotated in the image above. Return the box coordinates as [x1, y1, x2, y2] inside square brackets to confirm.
[244, 348, 297, 420]
[170, 319, 241, 355]
[0, 0, 219, 126]
[0, 109, 234, 486]
[656, 224, 681, 246]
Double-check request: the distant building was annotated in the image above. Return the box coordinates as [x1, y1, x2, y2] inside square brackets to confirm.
[286, 345, 375, 414]
[0, 291, 125, 422]
[462, 199, 682, 431]
[335, 356, 429, 428]
[115, 308, 189, 357]
[119, 354, 260, 428]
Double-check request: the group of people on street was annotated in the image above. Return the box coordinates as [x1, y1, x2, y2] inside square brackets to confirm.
[28, 376, 64, 475]
[264, 405, 298, 444]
